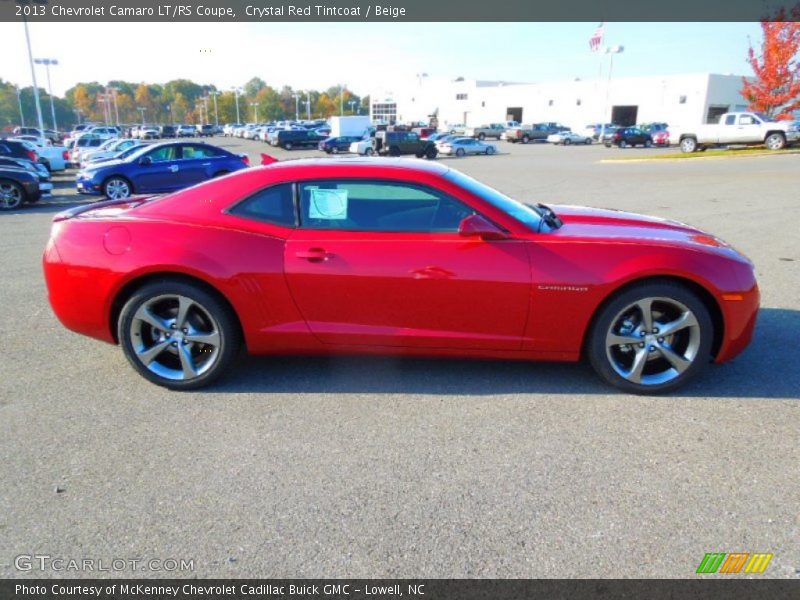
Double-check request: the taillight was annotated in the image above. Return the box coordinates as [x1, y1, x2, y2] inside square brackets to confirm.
[240, 154, 249, 166]
[613, 133, 621, 140]
[26, 150, 37, 161]
[62, 150, 69, 160]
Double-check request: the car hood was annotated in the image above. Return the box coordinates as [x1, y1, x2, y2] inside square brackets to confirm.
[85, 158, 126, 171]
[547, 204, 731, 250]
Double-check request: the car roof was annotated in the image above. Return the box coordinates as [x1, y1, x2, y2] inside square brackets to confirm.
[263, 157, 451, 176]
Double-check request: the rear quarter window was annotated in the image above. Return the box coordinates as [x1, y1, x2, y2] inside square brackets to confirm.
[228, 183, 295, 227]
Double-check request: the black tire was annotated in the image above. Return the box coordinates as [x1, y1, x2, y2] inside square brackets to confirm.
[0, 179, 26, 210]
[645, 139, 653, 148]
[486, 146, 495, 155]
[564, 138, 571, 145]
[478, 133, 486, 141]
[587, 281, 714, 394]
[118, 280, 242, 390]
[455, 148, 466, 157]
[425, 146, 438, 160]
[620, 140, 628, 149]
[585, 138, 592, 145]
[522, 135, 530, 144]
[283, 142, 293, 150]
[364, 147, 375, 156]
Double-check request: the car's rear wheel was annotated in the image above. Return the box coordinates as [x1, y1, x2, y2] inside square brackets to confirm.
[478, 133, 485, 141]
[620, 140, 628, 149]
[522, 135, 530, 144]
[680, 137, 697, 153]
[425, 146, 438, 160]
[118, 281, 241, 390]
[645, 139, 653, 148]
[486, 146, 495, 155]
[0, 180, 25, 210]
[587, 281, 713, 394]
[585, 138, 592, 145]
[564, 138, 571, 145]
[103, 177, 132, 199]
[364, 147, 374, 156]
[455, 148, 466, 157]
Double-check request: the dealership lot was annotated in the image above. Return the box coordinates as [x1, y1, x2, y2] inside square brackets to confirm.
[0, 140, 798, 578]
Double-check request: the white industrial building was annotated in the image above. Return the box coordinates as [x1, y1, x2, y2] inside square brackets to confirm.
[370, 73, 751, 132]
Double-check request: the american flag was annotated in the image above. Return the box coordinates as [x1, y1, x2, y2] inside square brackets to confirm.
[589, 23, 604, 52]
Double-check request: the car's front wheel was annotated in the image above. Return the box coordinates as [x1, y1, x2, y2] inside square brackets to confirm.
[118, 281, 241, 390]
[587, 281, 713, 394]
[103, 177, 132, 199]
[0, 180, 25, 210]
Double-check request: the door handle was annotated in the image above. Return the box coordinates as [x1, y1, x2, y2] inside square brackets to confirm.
[295, 248, 333, 262]
[169, 165, 179, 172]
[201, 162, 211, 166]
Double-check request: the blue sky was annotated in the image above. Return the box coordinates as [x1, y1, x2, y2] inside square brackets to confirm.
[0, 21, 762, 95]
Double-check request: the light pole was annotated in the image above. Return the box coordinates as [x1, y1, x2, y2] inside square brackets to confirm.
[137, 106, 146, 125]
[14, 85, 25, 127]
[33, 59, 59, 130]
[21, 16, 46, 138]
[166, 104, 173, 124]
[305, 91, 311, 120]
[292, 93, 300, 121]
[107, 86, 120, 125]
[210, 91, 220, 126]
[600, 45, 624, 142]
[73, 108, 82, 125]
[231, 87, 242, 123]
[249, 102, 259, 123]
[340, 83, 345, 116]
[348, 100, 357, 115]
[202, 95, 209, 125]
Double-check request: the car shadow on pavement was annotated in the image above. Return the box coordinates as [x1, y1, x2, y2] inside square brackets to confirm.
[209, 307, 799, 399]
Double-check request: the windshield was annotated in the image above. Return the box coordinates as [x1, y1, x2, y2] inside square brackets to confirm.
[444, 170, 542, 231]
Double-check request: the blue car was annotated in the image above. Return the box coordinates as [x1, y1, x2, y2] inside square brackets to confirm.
[76, 142, 249, 199]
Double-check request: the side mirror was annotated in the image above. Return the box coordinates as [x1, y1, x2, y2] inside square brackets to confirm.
[458, 214, 508, 240]
[138, 156, 152, 166]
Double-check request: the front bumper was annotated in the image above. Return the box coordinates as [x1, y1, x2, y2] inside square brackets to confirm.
[76, 176, 103, 195]
[715, 282, 760, 363]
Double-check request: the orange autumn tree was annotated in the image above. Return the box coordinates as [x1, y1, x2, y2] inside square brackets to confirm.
[741, 11, 800, 119]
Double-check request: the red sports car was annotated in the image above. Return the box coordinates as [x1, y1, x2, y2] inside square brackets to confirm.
[43, 159, 758, 394]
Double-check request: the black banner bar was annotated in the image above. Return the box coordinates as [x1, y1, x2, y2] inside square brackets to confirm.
[3, 0, 800, 23]
[2, 580, 800, 600]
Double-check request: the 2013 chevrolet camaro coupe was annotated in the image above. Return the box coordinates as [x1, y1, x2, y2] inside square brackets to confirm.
[43, 159, 758, 393]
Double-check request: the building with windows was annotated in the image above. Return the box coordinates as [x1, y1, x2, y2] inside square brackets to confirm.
[370, 73, 751, 131]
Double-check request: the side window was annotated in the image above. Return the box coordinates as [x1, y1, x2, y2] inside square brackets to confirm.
[739, 114, 756, 125]
[181, 145, 219, 159]
[228, 183, 295, 227]
[298, 180, 475, 233]
[147, 146, 178, 162]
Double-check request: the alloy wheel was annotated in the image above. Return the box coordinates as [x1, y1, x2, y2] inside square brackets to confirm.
[0, 182, 23, 210]
[105, 178, 131, 199]
[128, 294, 222, 382]
[604, 296, 702, 386]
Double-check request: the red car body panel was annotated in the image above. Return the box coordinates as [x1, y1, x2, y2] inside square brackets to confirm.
[43, 160, 758, 366]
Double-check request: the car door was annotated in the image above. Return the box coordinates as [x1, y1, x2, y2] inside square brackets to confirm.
[716, 114, 738, 144]
[283, 179, 532, 350]
[175, 144, 218, 186]
[131, 145, 181, 192]
[734, 113, 761, 143]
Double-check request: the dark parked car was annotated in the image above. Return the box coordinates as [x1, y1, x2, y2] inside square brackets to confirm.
[0, 165, 41, 210]
[375, 131, 438, 158]
[76, 142, 249, 199]
[271, 129, 327, 150]
[159, 125, 177, 139]
[318, 136, 362, 154]
[0, 139, 40, 163]
[604, 127, 654, 148]
[196, 124, 215, 137]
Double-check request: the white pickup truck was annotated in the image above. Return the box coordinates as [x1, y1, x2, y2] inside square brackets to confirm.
[677, 112, 799, 153]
